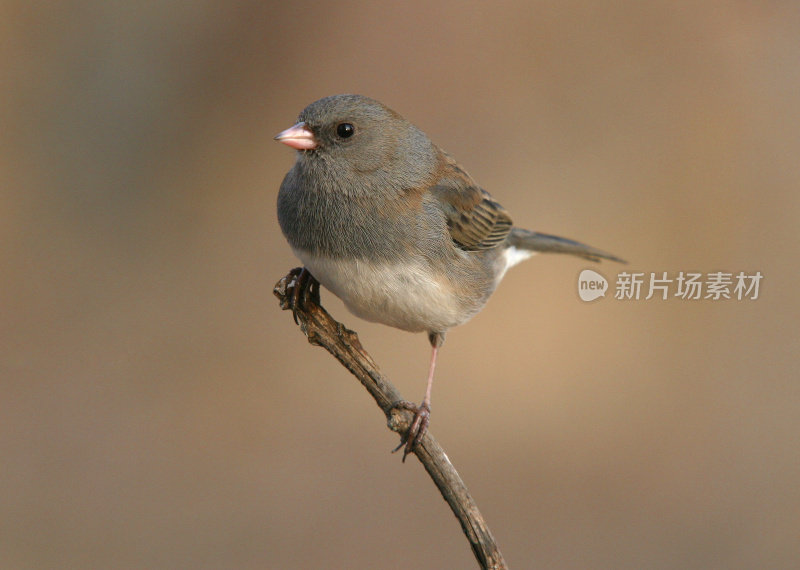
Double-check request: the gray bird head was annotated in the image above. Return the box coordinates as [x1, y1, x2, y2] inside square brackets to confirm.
[276, 94, 437, 197]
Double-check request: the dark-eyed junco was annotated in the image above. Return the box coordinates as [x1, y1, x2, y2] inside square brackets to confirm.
[275, 94, 623, 460]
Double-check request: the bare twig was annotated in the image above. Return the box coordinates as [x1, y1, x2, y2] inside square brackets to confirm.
[274, 269, 507, 570]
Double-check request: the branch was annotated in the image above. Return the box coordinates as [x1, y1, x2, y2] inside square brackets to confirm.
[274, 269, 507, 570]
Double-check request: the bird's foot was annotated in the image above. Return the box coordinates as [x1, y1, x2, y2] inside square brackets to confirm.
[391, 400, 431, 462]
[281, 267, 320, 324]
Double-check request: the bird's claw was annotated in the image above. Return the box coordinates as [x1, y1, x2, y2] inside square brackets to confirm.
[282, 267, 320, 324]
[391, 400, 431, 462]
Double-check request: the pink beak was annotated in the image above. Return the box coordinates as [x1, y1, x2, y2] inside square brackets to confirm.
[274, 122, 318, 150]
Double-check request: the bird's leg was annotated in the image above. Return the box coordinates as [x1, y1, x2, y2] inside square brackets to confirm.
[392, 332, 444, 462]
[285, 267, 320, 323]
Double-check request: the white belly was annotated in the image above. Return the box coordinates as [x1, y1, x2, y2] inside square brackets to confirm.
[294, 249, 465, 333]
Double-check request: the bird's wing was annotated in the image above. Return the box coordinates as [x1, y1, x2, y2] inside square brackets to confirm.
[428, 152, 513, 251]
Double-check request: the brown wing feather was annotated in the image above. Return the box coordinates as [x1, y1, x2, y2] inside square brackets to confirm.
[428, 152, 513, 251]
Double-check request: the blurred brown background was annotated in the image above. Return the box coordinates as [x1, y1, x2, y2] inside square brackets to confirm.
[2, 2, 798, 569]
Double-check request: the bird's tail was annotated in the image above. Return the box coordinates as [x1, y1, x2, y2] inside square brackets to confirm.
[508, 228, 626, 263]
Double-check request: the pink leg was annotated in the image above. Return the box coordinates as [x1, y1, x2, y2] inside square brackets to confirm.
[392, 332, 444, 461]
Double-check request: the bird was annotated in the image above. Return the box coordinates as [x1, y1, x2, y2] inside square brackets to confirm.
[275, 94, 623, 460]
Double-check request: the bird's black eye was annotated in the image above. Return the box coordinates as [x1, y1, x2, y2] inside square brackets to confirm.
[336, 123, 355, 138]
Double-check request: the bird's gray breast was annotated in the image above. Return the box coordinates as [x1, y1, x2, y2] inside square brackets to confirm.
[277, 161, 433, 262]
